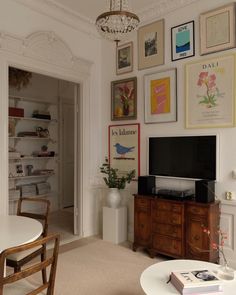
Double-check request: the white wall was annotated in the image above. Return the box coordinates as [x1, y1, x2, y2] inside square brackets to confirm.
[100, 0, 236, 265]
[0, 0, 103, 237]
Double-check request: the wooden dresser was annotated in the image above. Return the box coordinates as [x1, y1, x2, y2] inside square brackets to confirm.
[133, 194, 220, 262]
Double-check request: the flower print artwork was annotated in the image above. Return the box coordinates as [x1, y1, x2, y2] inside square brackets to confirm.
[111, 77, 137, 121]
[186, 54, 235, 128]
[197, 71, 224, 108]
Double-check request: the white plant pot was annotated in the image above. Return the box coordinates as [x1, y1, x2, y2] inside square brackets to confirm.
[107, 188, 121, 208]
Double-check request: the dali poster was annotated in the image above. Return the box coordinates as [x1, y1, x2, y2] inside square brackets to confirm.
[186, 54, 235, 128]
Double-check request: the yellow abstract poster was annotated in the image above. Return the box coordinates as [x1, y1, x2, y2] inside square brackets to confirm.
[150, 78, 170, 114]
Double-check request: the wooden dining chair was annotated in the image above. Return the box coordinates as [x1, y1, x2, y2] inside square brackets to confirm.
[0, 233, 60, 295]
[6, 197, 50, 283]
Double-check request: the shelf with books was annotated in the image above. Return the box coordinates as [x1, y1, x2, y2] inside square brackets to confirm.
[9, 94, 57, 105]
[9, 173, 55, 181]
[9, 116, 58, 123]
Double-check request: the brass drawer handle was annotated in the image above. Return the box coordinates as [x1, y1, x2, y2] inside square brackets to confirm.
[194, 235, 200, 241]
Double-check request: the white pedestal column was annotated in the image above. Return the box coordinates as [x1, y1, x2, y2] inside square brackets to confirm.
[102, 206, 127, 244]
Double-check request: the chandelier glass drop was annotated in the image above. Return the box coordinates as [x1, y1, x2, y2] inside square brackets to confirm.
[95, 0, 140, 43]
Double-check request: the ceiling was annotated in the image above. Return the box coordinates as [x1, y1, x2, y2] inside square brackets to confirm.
[53, 0, 158, 22]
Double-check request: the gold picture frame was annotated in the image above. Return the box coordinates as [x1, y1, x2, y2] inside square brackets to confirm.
[200, 3, 236, 55]
[116, 42, 133, 75]
[138, 19, 165, 70]
[185, 54, 236, 128]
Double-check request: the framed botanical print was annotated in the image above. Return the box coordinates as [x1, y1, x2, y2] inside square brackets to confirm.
[185, 54, 236, 128]
[111, 77, 137, 121]
[144, 68, 177, 123]
[200, 3, 236, 55]
[171, 21, 195, 61]
[109, 123, 140, 178]
[138, 19, 165, 70]
[116, 42, 133, 75]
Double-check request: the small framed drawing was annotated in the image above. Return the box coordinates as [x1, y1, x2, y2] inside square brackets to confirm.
[200, 3, 236, 55]
[116, 42, 133, 75]
[9, 163, 25, 178]
[185, 54, 235, 128]
[138, 19, 164, 70]
[171, 21, 195, 61]
[111, 77, 137, 121]
[144, 68, 177, 123]
[109, 123, 140, 178]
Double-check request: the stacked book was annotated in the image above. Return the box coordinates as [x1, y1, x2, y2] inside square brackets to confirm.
[170, 269, 223, 294]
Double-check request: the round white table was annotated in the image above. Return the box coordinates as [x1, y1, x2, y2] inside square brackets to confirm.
[140, 259, 236, 295]
[0, 215, 43, 253]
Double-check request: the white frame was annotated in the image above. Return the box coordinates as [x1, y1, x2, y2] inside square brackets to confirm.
[144, 68, 177, 123]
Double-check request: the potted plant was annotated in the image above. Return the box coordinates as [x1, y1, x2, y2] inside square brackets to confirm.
[100, 158, 135, 208]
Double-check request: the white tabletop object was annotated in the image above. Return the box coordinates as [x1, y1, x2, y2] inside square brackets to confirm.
[0, 215, 43, 253]
[140, 259, 236, 295]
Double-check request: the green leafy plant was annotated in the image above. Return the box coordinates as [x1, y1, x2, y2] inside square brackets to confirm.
[100, 158, 135, 189]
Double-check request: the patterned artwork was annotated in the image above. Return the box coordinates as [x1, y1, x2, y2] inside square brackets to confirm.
[150, 78, 170, 114]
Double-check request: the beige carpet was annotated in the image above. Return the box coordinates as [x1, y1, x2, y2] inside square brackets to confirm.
[26, 237, 165, 294]
[54, 237, 165, 295]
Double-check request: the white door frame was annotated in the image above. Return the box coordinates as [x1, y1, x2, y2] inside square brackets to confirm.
[0, 31, 92, 237]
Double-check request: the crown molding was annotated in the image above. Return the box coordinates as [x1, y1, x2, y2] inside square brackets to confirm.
[137, 0, 201, 23]
[12, 0, 100, 39]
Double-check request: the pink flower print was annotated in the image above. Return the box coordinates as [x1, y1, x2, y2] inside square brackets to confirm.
[197, 72, 208, 86]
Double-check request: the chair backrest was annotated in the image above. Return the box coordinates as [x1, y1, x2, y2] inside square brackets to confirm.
[0, 233, 60, 295]
[17, 197, 50, 237]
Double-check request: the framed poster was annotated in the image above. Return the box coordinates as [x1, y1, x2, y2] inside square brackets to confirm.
[200, 3, 236, 55]
[111, 77, 137, 121]
[116, 42, 133, 75]
[171, 21, 195, 61]
[138, 19, 165, 70]
[144, 68, 177, 123]
[109, 123, 140, 178]
[185, 54, 236, 128]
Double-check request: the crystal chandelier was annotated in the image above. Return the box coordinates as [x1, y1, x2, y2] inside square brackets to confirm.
[95, 0, 140, 43]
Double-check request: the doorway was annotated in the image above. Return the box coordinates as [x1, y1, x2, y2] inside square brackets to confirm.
[8, 68, 81, 244]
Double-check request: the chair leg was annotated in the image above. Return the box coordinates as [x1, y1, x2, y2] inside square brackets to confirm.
[41, 250, 47, 283]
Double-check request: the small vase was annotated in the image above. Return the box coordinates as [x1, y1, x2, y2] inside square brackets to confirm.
[123, 104, 129, 116]
[217, 264, 235, 280]
[106, 188, 121, 208]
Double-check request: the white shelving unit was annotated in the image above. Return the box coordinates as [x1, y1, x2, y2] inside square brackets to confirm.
[8, 94, 59, 214]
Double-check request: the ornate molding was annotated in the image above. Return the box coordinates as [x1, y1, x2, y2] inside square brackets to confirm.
[0, 30, 92, 76]
[137, 0, 201, 23]
[12, 0, 99, 39]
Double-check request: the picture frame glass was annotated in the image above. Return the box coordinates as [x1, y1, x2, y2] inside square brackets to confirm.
[144, 69, 177, 123]
[109, 124, 140, 178]
[111, 77, 137, 121]
[186, 54, 235, 128]
[171, 21, 195, 61]
[116, 42, 133, 75]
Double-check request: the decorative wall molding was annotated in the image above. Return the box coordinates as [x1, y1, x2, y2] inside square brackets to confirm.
[12, 0, 99, 39]
[12, 0, 201, 35]
[137, 0, 201, 23]
[0, 30, 92, 76]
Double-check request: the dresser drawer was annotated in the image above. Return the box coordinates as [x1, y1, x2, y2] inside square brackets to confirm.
[153, 211, 182, 225]
[152, 234, 182, 257]
[186, 205, 208, 216]
[135, 198, 151, 212]
[154, 200, 183, 213]
[152, 222, 182, 239]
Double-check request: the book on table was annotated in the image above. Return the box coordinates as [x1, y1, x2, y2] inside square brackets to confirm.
[170, 269, 223, 294]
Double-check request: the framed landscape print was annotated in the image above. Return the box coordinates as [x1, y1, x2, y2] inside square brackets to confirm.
[171, 21, 195, 61]
[200, 3, 236, 55]
[116, 42, 133, 75]
[144, 68, 177, 123]
[109, 123, 140, 178]
[185, 54, 236, 128]
[111, 77, 137, 121]
[138, 19, 164, 70]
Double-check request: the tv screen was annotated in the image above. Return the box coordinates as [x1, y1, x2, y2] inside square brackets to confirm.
[149, 135, 217, 180]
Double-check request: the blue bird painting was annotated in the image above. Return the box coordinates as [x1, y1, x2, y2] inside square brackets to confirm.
[114, 143, 135, 157]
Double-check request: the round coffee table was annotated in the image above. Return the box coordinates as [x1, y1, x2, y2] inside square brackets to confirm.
[140, 259, 236, 295]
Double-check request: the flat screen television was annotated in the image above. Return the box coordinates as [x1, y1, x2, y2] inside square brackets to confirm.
[148, 135, 217, 180]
